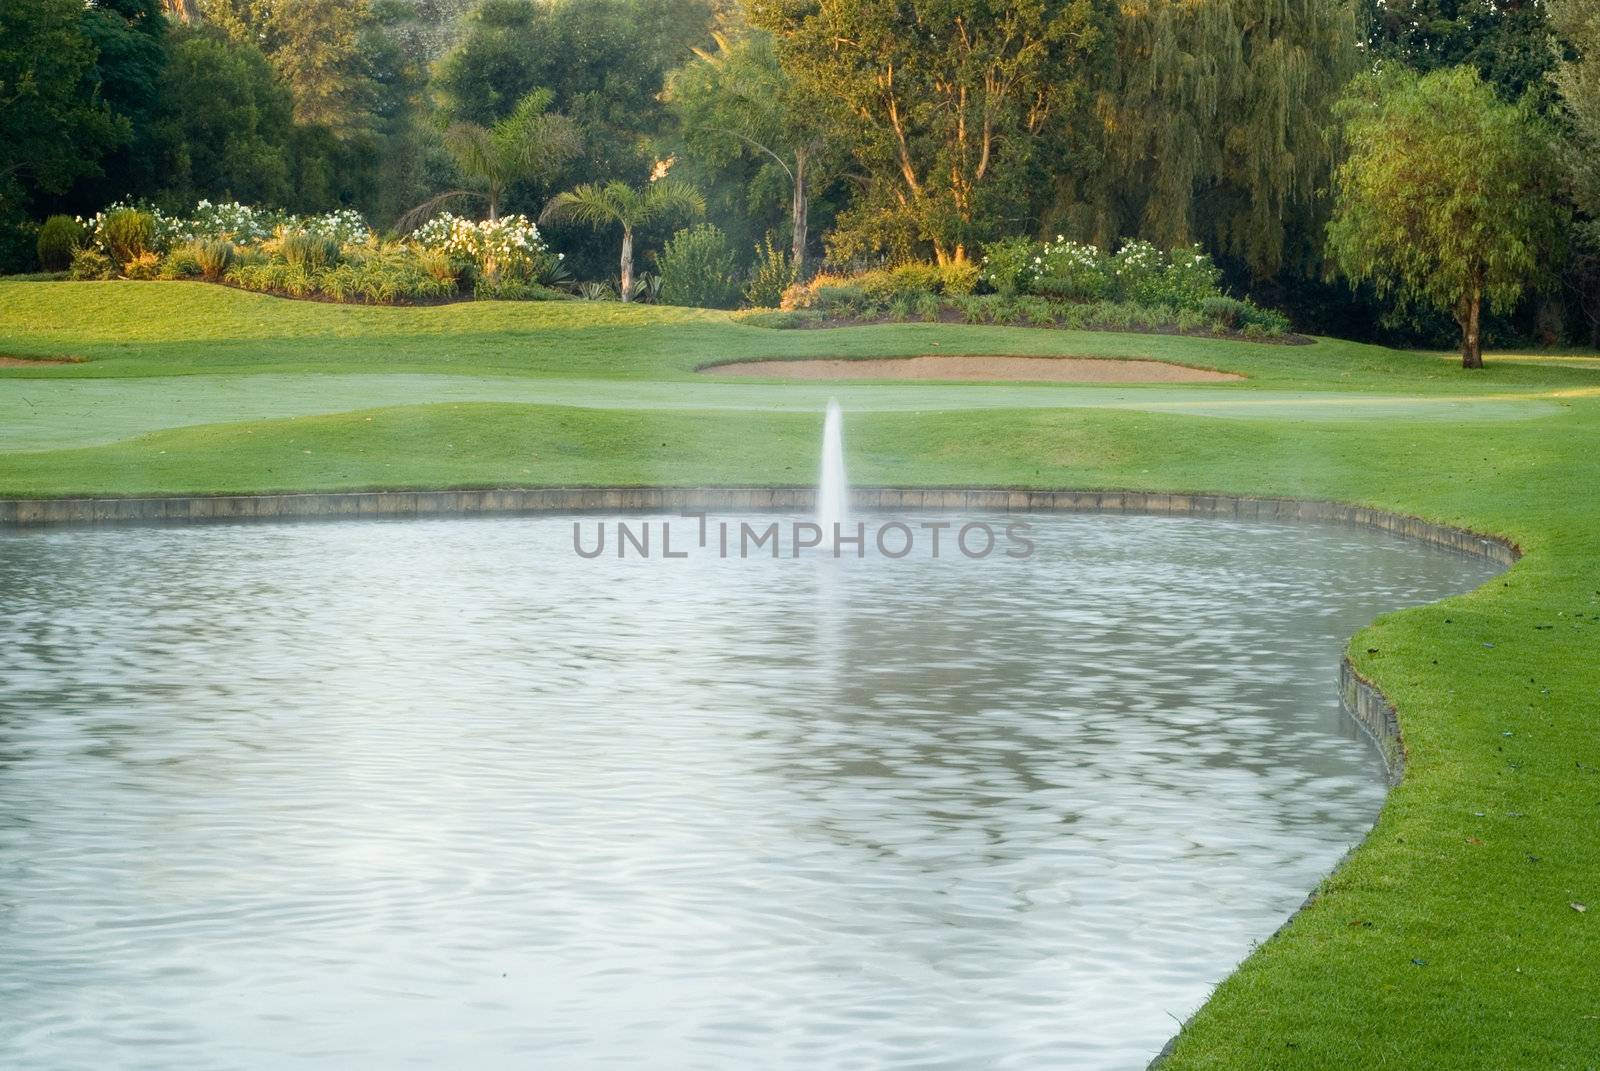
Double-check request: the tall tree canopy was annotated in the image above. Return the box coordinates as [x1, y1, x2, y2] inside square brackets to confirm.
[749, 0, 1108, 265]
[152, 29, 297, 207]
[1362, 0, 1560, 110]
[0, 0, 127, 217]
[1327, 66, 1565, 367]
[200, 0, 378, 135]
[1550, 0, 1600, 216]
[434, 0, 714, 180]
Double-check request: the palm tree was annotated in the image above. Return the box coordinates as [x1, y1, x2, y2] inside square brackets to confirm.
[541, 179, 705, 301]
[404, 90, 582, 228]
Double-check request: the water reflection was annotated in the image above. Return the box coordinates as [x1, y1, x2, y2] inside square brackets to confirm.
[0, 513, 1498, 1069]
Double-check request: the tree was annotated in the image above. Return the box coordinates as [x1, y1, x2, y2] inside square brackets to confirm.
[1551, 0, 1600, 216]
[435, 0, 714, 178]
[200, 0, 377, 135]
[1550, 0, 1600, 345]
[0, 0, 125, 215]
[77, 0, 169, 208]
[1363, 0, 1560, 112]
[1326, 66, 1566, 368]
[1059, 0, 1358, 278]
[151, 29, 296, 207]
[666, 30, 826, 271]
[425, 89, 581, 223]
[541, 179, 704, 300]
[748, 0, 1106, 264]
[162, 0, 200, 23]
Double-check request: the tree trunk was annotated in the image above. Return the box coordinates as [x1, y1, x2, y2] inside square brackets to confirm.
[791, 149, 809, 273]
[487, 189, 500, 224]
[164, 0, 199, 24]
[619, 227, 634, 302]
[1459, 279, 1484, 369]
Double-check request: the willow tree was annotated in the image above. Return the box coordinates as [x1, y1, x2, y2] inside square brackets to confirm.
[1059, 0, 1358, 277]
[748, 0, 1107, 265]
[1326, 67, 1564, 369]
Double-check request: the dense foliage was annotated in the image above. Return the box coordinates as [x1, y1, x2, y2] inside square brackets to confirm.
[1327, 67, 1565, 367]
[2, 0, 1597, 350]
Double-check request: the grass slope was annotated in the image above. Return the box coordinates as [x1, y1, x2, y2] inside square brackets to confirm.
[1, 280, 1597, 1069]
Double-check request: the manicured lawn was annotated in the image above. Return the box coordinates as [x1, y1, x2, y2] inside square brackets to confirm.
[2, 279, 1597, 1069]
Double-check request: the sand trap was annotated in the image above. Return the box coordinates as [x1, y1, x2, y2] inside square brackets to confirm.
[702, 355, 1241, 383]
[0, 355, 81, 367]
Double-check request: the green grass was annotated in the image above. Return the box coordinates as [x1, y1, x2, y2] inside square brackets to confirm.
[2, 279, 1598, 1069]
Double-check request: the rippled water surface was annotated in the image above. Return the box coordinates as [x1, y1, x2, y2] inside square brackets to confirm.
[0, 513, 1498, 1070]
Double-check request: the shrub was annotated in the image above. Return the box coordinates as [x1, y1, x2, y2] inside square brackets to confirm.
[226, 261, 288, 292]
[298, 208, 370, 245]
[100, 208, 157, 263]
[858, 262, 943, 302]
[68, 247, 113, 280]
[195, 240, 236, 281]
[812, 282, 868, 314]
[158, 244, 203, 279]
[474, 276, 569, 301]
[415, 248, 459, 288]
[1033, 239, 1110, 301]
[1241, 301, 1291, 335]
[729, 308, 824, 329]
[657, 224, 740, 309]
[744, 234, 796, 308]
[1011, 297, 1052, 326]
[281, 233, 341, 273]
[410, 213, 552, 283]
[121, 252, 161, 280]
[1159, 245, 1224, 310]
[979, 236, 1038, 295]
[1200, 295, 1249, 329]
[939, 261, 980, 296]
[1108, 240, 1166, 304]
[178, 200, 276, 244]
[577, 281, 617, 301]
[37, 215, 85, 271]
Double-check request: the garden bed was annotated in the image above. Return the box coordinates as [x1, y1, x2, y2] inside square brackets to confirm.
[736, 306, 1315, 344]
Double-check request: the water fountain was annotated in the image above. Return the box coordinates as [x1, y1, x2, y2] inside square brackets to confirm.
[817, 399, 848, 544]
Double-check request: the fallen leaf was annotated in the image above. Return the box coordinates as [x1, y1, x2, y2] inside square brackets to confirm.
[1573, 903, 1588, 913]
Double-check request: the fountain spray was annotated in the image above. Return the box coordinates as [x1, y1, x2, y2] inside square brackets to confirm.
[817, 400, 848, 545]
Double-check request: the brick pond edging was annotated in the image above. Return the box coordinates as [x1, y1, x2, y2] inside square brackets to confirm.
[0, 484, 1527, 566]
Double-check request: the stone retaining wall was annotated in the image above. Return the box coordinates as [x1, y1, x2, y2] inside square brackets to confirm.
[0, 486, 1525, 568]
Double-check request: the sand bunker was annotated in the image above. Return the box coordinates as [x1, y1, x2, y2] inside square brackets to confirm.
[0, 355, 81, 367]
[702, 355, 1241, 383]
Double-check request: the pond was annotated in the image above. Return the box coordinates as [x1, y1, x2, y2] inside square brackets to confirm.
[0, 512, 1499, 1069]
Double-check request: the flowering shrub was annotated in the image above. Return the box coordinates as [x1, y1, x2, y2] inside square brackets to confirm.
[82, 202, 181, 254]
[177, 200, 277, 245]
[409, 213, 558, 281]
[298, 208, 370, 245]
[981, 236, 1225, 310]
[978, 236, 1039, 295]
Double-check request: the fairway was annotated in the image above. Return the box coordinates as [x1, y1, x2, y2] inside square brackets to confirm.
[1, 372, 1580, 453]
[2, 281, 1598, 1071]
